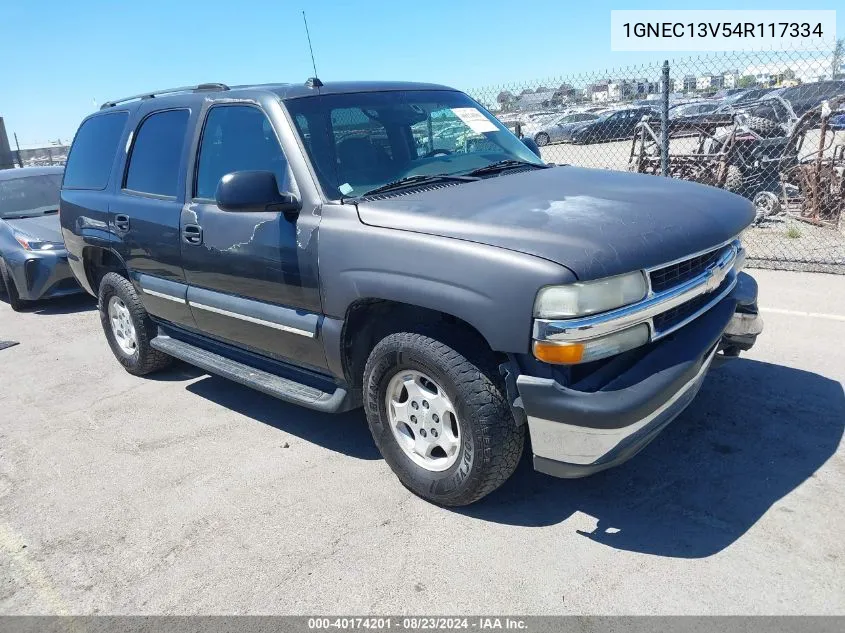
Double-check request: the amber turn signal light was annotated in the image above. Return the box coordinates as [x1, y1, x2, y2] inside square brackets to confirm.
[532, 340, 585, 364]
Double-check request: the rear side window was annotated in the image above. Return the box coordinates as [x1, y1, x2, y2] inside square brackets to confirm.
[63, 112, 128, 190]
[124, 109, 190, 197]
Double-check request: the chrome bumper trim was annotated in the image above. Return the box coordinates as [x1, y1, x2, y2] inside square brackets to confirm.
[534, 240, 739, 343]
[527, 345, 718, 466]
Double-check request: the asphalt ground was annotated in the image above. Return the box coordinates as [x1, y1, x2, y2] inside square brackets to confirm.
[1, 269, 843, 615]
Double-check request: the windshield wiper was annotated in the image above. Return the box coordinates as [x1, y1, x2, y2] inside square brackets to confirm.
[350, 174, 479, 200]
[465, 160, 550, 178]
[1, 208, 59, 219]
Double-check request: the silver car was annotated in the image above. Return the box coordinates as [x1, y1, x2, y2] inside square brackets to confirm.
[0, 166, 82, 311]
[530, 112, 600, 146]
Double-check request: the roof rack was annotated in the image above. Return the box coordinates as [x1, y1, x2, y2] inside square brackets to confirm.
[100, 83, 230, 109]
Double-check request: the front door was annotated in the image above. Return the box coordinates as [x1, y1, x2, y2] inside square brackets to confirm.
[180, 103, 326, 371]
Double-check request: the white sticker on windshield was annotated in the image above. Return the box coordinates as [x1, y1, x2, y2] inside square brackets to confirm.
[450, 108, 499, 133]
[339, 183, 353, 195]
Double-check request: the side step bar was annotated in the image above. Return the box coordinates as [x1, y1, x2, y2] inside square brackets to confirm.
[150, 335, 349, 413]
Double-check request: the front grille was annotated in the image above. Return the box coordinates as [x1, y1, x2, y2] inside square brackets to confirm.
[652, 276, 732, 334]
[649, 245, 728, 293]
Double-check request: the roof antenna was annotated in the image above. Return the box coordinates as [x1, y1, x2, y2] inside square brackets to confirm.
[302, 11, 323, 89]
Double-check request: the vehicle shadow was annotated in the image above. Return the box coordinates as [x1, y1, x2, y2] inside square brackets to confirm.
[22, 294, 96, 315]
[458, 358, 845, 558]
[142, 362, 208, 383]
[186, 374, 380, 460]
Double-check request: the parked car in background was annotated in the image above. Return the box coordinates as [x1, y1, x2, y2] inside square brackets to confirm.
[0, 166, 81, 311]
[668, 88, 784, 132]
[711, 88, 746, 101]
[570, 106, 658, 144]
[668, 101, 720, 132]
[775, 80, 845, 117]
[730, 81, 845, 133]
[530, 112, 600, 146]
[830, 112, 845, 131]
[730, 87, 776, 107]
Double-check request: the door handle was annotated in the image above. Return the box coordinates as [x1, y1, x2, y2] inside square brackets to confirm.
[182, 224, 203, 245]
[115, 214, 130, 232]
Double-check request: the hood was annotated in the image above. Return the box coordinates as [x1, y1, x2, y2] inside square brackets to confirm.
[355, 166, 754, 280]
[3, 214, 63, 244]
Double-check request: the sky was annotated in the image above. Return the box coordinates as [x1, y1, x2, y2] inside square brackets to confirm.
[1, 0, 843, 145]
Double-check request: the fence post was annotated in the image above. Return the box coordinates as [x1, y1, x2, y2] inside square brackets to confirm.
[661, 60, 670, 177]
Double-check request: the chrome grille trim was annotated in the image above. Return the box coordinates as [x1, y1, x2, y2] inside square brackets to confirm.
[533, 239, 741, 343]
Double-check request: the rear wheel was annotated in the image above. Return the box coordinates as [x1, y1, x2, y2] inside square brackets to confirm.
[535, 132, 550, 147]
[0, 258, 26, 312]
[98, 272, 172, 375]
[753, 191, 781, 222]
[363, 328, 524, 506]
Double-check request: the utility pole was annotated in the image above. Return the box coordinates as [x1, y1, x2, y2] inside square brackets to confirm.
[14, 133, 24, 168]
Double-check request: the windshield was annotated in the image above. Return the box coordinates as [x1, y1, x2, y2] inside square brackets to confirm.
[285, 90, 543, 200]
[0, 173, 63, 219]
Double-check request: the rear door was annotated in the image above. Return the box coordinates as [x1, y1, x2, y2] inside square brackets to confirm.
[60, 111, 130, 294]
[111, 106, 196, 328]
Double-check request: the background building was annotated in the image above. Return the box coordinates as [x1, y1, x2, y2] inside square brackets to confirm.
[0, 117, 17, 170]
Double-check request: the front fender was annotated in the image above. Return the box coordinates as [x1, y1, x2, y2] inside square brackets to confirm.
[318, 204, 575, 353]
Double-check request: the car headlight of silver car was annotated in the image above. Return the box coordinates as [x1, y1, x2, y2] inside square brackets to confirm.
[14, 232, 64, 251]
[533, 271, 648, 319]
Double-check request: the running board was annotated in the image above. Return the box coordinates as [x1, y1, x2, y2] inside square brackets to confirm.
[150, 335, 348, 413]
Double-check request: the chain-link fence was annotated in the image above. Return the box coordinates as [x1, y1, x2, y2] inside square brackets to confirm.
[470, 42, 845, 273]
[0, 146, 69, 169]
[16, 144, 69, 168]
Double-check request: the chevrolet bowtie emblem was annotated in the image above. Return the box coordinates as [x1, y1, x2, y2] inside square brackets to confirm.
[704, 259, 730, 293]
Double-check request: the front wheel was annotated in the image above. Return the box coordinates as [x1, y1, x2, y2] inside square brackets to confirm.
[0, 258, 26, 312]
[534, 133, 550, 147]
[363, 329, 524, 506]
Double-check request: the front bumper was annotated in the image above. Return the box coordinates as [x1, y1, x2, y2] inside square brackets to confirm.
[516, 273, 761, 478]
[4, 249, 82, 301]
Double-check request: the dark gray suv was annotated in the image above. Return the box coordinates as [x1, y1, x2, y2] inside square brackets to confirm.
[60, 79, 762, 506]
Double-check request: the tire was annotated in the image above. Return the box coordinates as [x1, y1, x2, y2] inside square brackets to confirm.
[753, 191, 781, 223]
[534, 132, 550, 147]
[724, 164, 743, 192]
[98, 272, 172, 376]
[745, 116, 781, 138]
[363, 328, 524, 506]
[0, 258, 27, 312]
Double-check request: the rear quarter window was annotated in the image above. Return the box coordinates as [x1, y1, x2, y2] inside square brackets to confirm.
[63, 112, 129, 190]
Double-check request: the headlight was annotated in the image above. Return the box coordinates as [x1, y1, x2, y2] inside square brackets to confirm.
[533, 323, 650, 365]
[534, 271, 648, 319]
[14, 232, 64, 251]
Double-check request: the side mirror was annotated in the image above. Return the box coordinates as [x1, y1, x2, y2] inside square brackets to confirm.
[521, 136, 542, 158]
[215, 171, 300, 214]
